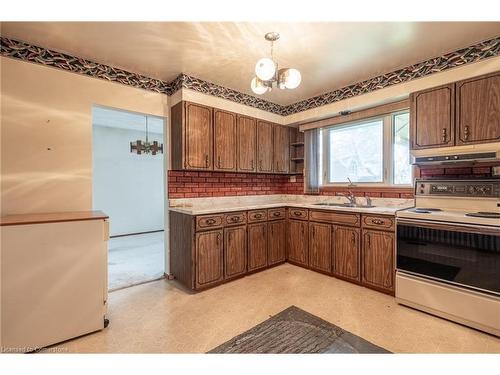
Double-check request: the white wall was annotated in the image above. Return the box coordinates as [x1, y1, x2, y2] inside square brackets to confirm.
[92, 117, 164, 236]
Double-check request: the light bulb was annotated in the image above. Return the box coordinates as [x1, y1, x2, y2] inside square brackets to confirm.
[255, 58, 276, 81]
[284, 68, 301, 89]
[251, 77, 268, 95]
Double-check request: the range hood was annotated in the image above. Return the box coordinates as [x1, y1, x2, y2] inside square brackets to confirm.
[411, 143, 500, 166]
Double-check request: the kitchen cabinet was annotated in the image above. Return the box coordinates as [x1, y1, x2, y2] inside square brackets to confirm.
[195, 229, 224, 289]
[332, 226, 360, 282]
[224, 225, 247, 280]
[268, 219, 286, 265]
[309, 222, 331, 273]
[456, 72, 500, 145]
[288, 219, 309, 266]
[237, 115, 257, 172]
[361, 229, 394, 293]
[257, 120, 274, 173]
[214, 109, 237, 171]
[410, 84, 455, 149]
[171, 101, 213, 170]
[248, 222, 268, 271]
[273, 125, 290, 173]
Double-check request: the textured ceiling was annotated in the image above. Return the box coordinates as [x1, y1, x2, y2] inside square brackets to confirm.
[2, 22, 500, 105]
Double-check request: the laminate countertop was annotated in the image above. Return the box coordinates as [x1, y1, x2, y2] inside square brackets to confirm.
[0, 210, 109, 226]
[169, 195, 414, 216]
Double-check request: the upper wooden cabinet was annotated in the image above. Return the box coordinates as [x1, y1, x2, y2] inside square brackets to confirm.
[456, 72, 500, 145]
[214, 109, 237, 171]
[410, 84, 455, 149]
[237, 115, 257, 172]
[274, 125, 290, 173]
[410, 72, 500, 150]
[171, 101, 213, 170]
[256, 120, 274, 172]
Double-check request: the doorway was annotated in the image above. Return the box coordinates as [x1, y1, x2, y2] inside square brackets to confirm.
[92, 106, 167, 290]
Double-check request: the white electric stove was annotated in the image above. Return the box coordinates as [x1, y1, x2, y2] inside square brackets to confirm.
[395, 179, 500, 336]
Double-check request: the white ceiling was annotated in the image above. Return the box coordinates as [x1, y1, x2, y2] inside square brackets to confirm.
[92, 106, 164, 134]
[2, 22, 500, 105]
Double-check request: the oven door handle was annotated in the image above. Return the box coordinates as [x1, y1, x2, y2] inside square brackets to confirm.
[396, 218, 500, 236]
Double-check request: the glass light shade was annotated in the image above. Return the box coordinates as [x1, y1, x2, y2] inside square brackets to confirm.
[255, 58, 276, 81]
[251, 77, 268, 95]
[282, 68, 301, 89]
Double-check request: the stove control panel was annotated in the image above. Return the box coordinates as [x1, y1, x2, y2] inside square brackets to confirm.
[416, 179, 500, 198]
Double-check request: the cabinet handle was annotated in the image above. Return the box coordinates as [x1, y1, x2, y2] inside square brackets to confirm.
[301, 224, 305, 235]
[441, 128, 447, 143]
[293, 211, 302, 217]
[230, 216, 240, 222]
[255, 213, 263, 219]
[206, 218, 216, 225]
[251, 160, 254, 170]
[273, 212, 281, 217]
[217, 233, 221, 246]
[217, 155, 221, 168]
[351, 232, 356, 244]
[259, 160, 263, 170]
[205, 155, 209, 167]
[463, 125, 470, 140]
[371, 219, 384, 225]
[276, 161, 279, 171]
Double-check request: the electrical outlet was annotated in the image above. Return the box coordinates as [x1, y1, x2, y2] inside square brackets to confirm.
[289, 176, 297, 183]
[493, 166, 500, 177]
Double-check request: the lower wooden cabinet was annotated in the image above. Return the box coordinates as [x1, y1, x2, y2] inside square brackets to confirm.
[195, 230, 224, 289]
[309, 222, 331, 273]
[332, 226, 360, 282]
[288, 219, 309, 266]
[268, 220, 286, 265]
[224, 225, 247, 280]
[361, 229, 395, 293]
[248, 222, 268, 271]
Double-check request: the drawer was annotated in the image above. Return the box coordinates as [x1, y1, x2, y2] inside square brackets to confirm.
[224, 212, 247, 226]
[288, 207, 308, 221]
[309, 210, 360, 226]
[268, 207, 286, 220]
[248, 210, 268, 223]
[362, 214, 395, 231]
[196, 214, 224, 231]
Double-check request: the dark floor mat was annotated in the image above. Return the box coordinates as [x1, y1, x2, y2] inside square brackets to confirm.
[208, 306, 391, 354]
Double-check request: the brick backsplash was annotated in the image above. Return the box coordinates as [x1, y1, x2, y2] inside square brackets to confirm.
[168, 171, 304, 198]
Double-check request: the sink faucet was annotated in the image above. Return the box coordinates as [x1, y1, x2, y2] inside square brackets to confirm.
[339, 190, 356, 205]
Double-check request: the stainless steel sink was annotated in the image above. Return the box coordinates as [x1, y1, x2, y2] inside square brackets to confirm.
[312, 203, 376, 208]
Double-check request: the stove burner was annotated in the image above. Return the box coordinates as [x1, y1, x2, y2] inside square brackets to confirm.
[409, 208, 443, 214]
[465, 212, 500, 218]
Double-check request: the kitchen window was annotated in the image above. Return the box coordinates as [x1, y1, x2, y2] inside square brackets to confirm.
[320, 110, 411, 186]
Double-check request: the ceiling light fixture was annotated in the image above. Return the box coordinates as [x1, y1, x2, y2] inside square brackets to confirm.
[130, 115, 163, 155]
[251, 32, 301, 95]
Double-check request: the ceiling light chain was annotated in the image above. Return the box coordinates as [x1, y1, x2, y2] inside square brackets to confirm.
[251, 32, 301, 95]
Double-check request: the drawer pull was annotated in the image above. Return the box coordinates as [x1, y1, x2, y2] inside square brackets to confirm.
[254, 213, 263, 219]
[230, 216, 240, 222]
[273, 212, 281, 217]
[371, 219, 384, 225]
[205, 218, 216, 225]
[293, 211, 303, 216]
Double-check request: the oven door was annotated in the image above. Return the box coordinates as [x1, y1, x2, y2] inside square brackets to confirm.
[396, 219, 500, 295]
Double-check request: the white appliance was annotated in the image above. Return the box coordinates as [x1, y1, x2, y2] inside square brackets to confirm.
[396, 179, 500, 336]
[0, 211, 109, 352]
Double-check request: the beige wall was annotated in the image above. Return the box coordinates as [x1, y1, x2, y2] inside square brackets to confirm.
[1, 57, 168, 215]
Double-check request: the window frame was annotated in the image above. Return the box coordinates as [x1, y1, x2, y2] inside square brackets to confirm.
[319, 110, 412, 188]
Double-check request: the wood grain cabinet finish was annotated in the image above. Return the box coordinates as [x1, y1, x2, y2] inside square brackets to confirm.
[224, 212, 247, 226]
[196, 214, 224, 231]
[332, 226, 360, 282]
[273, 125, 290, 173]
[237, 115, 257, 172]
[224, 225, 247, 280]
[268, 208, 286, 221]
[288, 208, 308, 221]
[361, 229, 395, 293]
[256, 120, 274, 172]
[309, 222, 332, 273]
[195, 230, 223, 289]
[410, 84, 455, 149]
[185, 102, 213, 169]
[247, 222, 268, 271]
[309, 210, 359, 227]
[361, 215, 395, 231]
[456, 72, 500, 145]
[214, 109, 237, 171]
[248, 210, 268, 223]
[288, 219, 309, 266]
[268, 220, 286, 265]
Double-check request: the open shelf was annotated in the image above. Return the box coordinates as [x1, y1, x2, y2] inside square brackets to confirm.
[289, 127, 305, 174]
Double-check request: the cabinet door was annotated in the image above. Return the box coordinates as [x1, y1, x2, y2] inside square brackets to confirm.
[410, 84, 455, 149]
[224, 225, 247, 280]
[185, 102, 213, 169]
[248, 223, 267, 271]
[237, 115, 257, 172]
[309, 222, 332, 273]
[268, 220, 286, 265]
[361, 229, 394, 293]
[214, 109, 237, 171]
[332, 226, 360, 282]
[273, 125, 290, 173]
[456, 73, 500, 145]
[257, 120, 274, 172]
[195, 230, 223, 288]
[288, 220, 308, 266]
